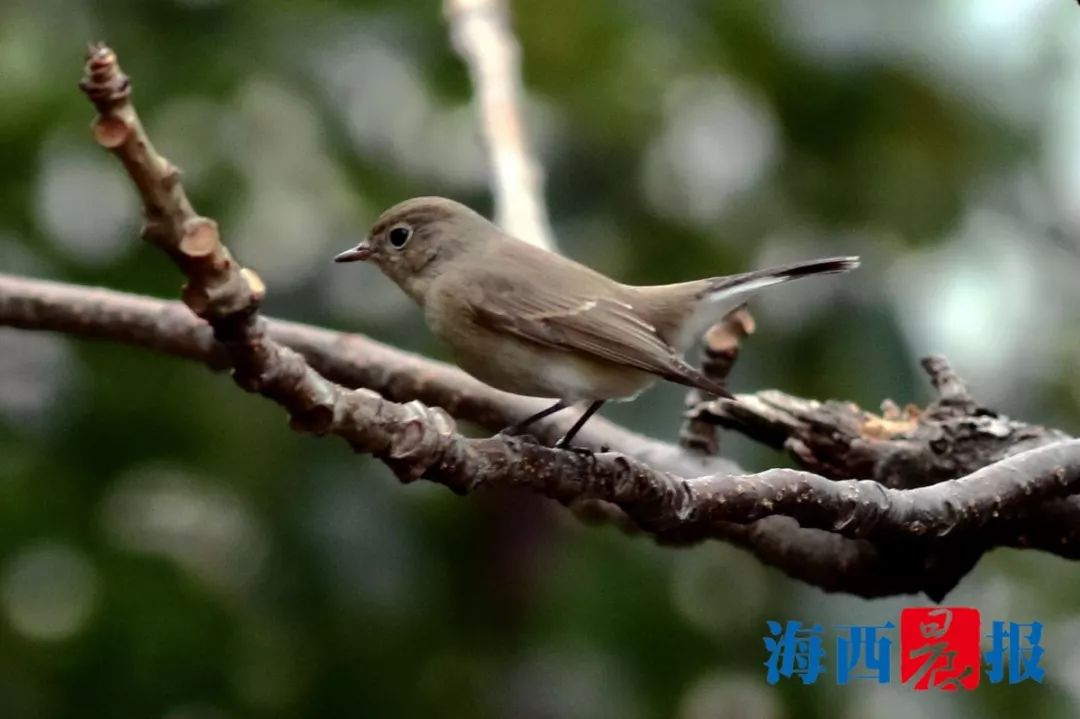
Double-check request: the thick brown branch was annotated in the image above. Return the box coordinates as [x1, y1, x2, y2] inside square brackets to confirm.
[0, 273, 975, 599]
[708, 520, 982, 603]
[4, 275, 1032, 601]
[666, 310, 986, 601]
[49, 43, 1080, 603]
[72, 41, 918, 603]
[690, 353, 1080, 593]
[669, 305, 962, 599]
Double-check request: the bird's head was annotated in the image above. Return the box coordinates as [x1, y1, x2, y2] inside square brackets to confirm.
[334, 196, 489, 301]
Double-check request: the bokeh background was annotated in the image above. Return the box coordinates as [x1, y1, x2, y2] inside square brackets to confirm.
[2, 0, 1080, 717]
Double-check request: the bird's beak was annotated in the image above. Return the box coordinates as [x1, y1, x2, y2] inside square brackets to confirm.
[333, 241, 372, 263]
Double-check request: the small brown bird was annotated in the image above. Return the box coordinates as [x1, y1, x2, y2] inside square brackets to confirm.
[335, 197, 858, 448]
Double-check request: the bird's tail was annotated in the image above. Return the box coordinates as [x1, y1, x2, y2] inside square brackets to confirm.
[702, 256, 861, 300]
[633, 256, 860, 351]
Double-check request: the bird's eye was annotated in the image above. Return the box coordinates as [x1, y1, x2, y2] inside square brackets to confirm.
[388, 225, 412, 249]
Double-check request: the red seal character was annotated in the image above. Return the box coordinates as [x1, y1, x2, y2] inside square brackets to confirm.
[900, 607, 980, 691]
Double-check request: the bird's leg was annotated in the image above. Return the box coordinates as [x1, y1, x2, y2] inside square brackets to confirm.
[554, 400, 605, 451]
[499, 399, 570, 437]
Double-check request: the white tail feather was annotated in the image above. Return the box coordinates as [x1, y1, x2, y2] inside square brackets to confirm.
[672, 256, 859, 350]
[674, 282, 776, 350]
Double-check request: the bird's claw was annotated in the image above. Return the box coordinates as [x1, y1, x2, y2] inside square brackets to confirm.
[499, 431, 606, 456]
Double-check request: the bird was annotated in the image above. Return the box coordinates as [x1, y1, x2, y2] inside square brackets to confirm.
[334, 197, 859, 449]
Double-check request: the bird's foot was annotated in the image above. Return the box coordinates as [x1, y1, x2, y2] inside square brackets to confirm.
[554, 437, 596, 456]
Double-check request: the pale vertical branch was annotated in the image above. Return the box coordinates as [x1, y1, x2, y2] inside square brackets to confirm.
[444, 0, 555, 250]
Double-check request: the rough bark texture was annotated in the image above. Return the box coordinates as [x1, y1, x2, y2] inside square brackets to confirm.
[698, 356, 1069, 489]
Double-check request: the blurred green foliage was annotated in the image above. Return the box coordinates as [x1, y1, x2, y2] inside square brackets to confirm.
[2, 0, 1080, 717]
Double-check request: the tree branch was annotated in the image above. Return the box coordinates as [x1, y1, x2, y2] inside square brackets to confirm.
[9, 271, 1077, 600]
[696, 356, 1070, 489]
[667, 307, 924, 597]
[0, 43, 1074, 602]
[685, 346, 1080, 595]
[679, 305, 754, 454]
[57, 45, 1080, 596]
[0, 272, 730, 478]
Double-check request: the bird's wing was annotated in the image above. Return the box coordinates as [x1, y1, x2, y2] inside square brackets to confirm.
[465, 274, 730, 396]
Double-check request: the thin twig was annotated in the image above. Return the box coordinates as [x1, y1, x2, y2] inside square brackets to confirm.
[679, 305, 755, 454]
